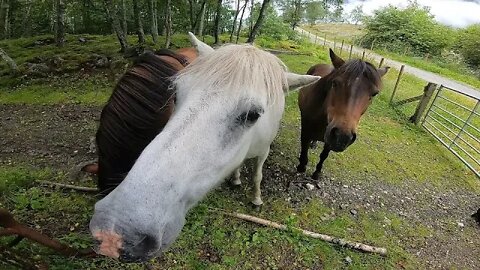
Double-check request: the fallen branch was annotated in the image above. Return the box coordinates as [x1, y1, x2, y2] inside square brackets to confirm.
[0, 208, 96, 257]
[0, 47, 18, 73]
[210, 208, 387, 256]
[36, 180, 98, 193]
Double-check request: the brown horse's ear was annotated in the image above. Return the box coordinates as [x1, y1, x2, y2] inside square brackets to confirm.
[329, 48, 345, 69]
[377, 66, 390, 77]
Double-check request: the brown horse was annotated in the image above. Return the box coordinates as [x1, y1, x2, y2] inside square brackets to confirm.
[296, 49, 389, 180]
[94, 47, 197, 194]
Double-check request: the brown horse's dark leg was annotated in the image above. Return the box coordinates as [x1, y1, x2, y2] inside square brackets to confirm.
[296, 129, 310, 173]
[312, 146, 330, 180]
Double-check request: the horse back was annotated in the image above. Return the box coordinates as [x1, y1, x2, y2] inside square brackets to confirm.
[306, 64, 334, 77]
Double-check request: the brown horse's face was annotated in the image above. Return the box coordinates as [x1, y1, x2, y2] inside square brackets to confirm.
[324, 49, 389, 152]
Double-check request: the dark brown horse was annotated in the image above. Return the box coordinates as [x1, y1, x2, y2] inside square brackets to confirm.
[95, 48, 197, 194]
[296, 49, 389, 180]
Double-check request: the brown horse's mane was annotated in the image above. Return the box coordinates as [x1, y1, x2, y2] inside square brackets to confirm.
[96, 49, 188, 194]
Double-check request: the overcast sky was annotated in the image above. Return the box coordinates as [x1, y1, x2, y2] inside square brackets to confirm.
[344, 0, 480, 27]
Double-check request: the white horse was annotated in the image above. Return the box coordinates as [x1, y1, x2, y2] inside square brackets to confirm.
[89, 33, 319, 262]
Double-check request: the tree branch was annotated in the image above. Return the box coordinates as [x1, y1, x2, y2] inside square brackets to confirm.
[0, 208, 96, 257]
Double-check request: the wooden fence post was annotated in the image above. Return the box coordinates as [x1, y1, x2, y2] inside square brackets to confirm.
[323, 33, 326, 48]
[340, 40, 344, 56]
[378, 58, 384, 68]
[390, 65, 405, 104]
[349, 44, 353, 60]
[333, 38, 336, 51]
[314, 35, 317, 44]
[409, 82, 437, 124]
[361, 51, 365, 61]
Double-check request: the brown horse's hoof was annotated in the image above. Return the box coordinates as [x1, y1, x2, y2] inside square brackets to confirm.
[296, 164, 306, 173]
[311, 172, 320, 180]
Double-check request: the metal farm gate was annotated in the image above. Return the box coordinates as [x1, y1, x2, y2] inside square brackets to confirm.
[422, 85, 480, 177]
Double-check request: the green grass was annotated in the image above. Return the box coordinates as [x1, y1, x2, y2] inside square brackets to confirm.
[0, 167, 423, 269]
[1, 34, 479, 269]
[303, 23, 365, 44]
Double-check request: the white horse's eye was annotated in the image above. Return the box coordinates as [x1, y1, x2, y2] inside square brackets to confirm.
[236, 108, 262, 125]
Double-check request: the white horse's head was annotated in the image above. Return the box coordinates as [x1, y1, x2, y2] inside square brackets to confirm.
[89, 33, 319, 262]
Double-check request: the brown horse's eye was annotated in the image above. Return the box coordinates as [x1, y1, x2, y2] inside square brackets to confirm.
[331, 81, 337, 88]
[372, 92, 379, 97]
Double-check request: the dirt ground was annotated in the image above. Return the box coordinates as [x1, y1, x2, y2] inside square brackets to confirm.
[1, 104, 479, 269]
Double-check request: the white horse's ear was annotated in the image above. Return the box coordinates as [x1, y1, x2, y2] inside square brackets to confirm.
[188, 32, 214, 56]
[286, 73, 320, 91]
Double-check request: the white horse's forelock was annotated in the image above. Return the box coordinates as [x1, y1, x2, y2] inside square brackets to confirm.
[173, 44, 288, 106]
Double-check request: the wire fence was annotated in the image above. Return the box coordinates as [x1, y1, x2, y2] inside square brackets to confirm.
[422, 85, 480, 177]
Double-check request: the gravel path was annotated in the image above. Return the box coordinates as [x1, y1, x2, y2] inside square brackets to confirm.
[297, 28, 480, 100]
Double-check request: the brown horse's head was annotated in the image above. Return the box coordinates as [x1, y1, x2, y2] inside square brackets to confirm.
[324, 49, 389, 152]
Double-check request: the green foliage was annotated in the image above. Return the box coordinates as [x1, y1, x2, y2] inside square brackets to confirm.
[362, 2, 456, 56]
[304, 1, 326, 25]
[279, 0, 304, 30]
[456, 24, 480, 68]
[249, 2, 297, 41]
[349, 4, 365, 25]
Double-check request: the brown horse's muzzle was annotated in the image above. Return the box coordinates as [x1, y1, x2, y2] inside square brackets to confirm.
[325, 126, 357, 152]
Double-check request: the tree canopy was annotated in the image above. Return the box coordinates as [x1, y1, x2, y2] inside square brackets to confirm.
[361, 2, 455, 56]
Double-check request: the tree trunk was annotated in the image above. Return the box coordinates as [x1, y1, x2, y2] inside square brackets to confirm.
[229, 0, 240, 42]
[51, 0, 55, 33]
[55, 0, 66, 46]
[2, 1, 9, 39]
[133, 0, 145, 45]
[188, 0, 195, 31]
[22, 0, 32, 36]
[82, 0, 92, 33]
[196, 0, 206, 36]
[235, 0, 248, 44]
[249, 0, 254, 33]
[247, 0, 271, 43]
[148, 0, 158, 44]
[164, 0, 171, 48]
[292, 0, 301, 30]
[213, 0, 222, 44]
[121, 0, 128, 34]
[0, 47, 17, 73]
[104, 0, 129, 52]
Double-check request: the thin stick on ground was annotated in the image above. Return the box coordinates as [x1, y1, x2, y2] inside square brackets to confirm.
[36, 180, 98, 193]
[210, 208, 387, 256]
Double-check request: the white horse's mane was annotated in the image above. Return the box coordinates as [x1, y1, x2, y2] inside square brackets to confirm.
[174, 44, 288, 105]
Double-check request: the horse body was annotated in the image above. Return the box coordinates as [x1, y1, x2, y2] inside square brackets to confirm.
[95, 48, 196, 194]
[297, 49, 389, 180]
[89, 33, 319, 262]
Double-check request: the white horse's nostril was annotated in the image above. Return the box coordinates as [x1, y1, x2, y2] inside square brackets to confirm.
[93, 230, 123, 259]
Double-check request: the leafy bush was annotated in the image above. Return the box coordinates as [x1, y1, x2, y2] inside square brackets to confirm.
[456, 24, 480, 68]
[248, 2, 297, 41]
[361, 2, 456, 56]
